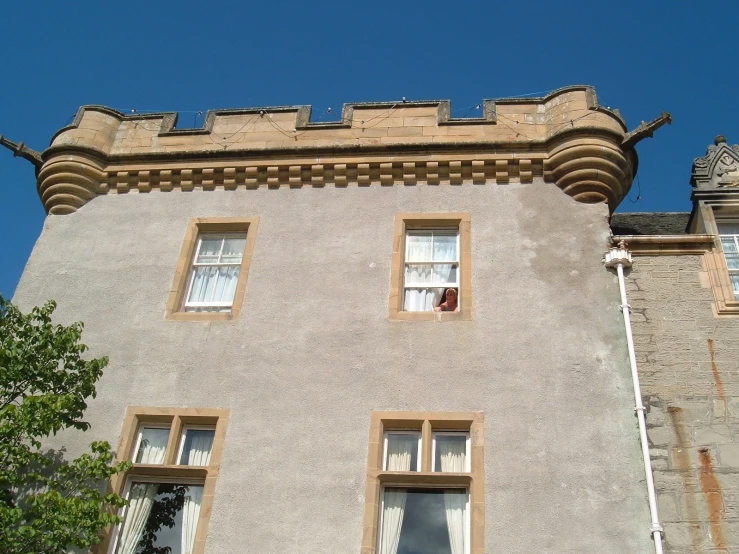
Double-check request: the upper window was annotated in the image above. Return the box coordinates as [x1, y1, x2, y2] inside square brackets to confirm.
[718, 221, 739, 298]
[184, 234, 246, 312]
[104, 408, 228, 554]
[362, 412, 484, 554]
[404, 230, 460, 312]
[165, 217, 259, 321]
[390, 213, 472, 321]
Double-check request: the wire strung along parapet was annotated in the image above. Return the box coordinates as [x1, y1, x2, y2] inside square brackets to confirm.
[4, 85, 670, 215]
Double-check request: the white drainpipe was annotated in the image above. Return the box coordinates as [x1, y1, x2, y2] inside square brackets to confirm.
[604, 241, 664, 554]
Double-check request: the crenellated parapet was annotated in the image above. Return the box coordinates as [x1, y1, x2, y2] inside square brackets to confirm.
[4, 86, 670, 215]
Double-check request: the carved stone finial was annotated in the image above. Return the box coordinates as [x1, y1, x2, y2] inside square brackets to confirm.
[692, 137, 739, 189]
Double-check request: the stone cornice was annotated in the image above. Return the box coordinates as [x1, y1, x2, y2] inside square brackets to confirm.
[32, 85, 669, 215]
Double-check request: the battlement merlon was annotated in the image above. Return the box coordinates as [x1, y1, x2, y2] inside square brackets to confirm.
[12, 85, 671, 215]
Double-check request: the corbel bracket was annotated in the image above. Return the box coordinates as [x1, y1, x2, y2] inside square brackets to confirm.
[622, 112, 672, 149]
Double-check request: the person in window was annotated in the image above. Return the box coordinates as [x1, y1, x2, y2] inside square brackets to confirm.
[434, 288, 458, 312]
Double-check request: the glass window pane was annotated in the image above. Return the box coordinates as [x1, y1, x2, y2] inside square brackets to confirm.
[385, 433, 419, 471]
[211, 266, 240, 305]
[179, 429, 215, 466]
[220, 237, 246, 263]
[721, 238, 738, 253]
[135, 427, 169, 464]
[726, 253, 739, 270]
[718, 222, 739, 235]
[403, 288, 444, 312]
[187, 266, 219, 304]
[730, 274, 739, 296]
[381, 488, 467, 554]
[432, 264, 458, 284]
[405, 264, 433, 284]
[433, 233, 458, 262]
[406, 233, 432, 262]
[434, 434, 468, 472]
[116, 482, 203, 554]
[196, 237, 222, 263]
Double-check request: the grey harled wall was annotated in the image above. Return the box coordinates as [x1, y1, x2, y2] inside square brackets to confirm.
[628, 255, 739, 553]
[14, 180, 652, 553]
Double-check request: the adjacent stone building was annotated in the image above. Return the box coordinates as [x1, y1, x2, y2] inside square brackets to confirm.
[611, 135, 739, 553]
[5, 85, 735, 554]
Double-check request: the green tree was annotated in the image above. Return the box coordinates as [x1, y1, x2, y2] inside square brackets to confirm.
[0, 296, 130, 554]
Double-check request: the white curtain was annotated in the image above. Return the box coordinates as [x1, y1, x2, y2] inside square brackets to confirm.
[386, 435, 415, 472]
[438, 437, 466, 473]
[186, 266, 240, 311]
[182, 431, 214, 466]
[181, 485, 203, 554]
[442, 490, 467, 554]
[116, 483, 158, 554]
[440, 439, 467, 554]
[380, 436, 414, 554]
[380, 489, 407, 554]
[403, 287, 444, 312]
[137, 428, 168, 464]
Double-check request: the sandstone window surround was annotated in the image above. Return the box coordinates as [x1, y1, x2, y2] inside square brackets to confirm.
[165, 217, 259, 321]
[691, 204, 739, 316]
[97, 407, 229, 554]
[389, 213, 472, 321]
[362, 411, 484, 554]
[716, 221, 739, 298]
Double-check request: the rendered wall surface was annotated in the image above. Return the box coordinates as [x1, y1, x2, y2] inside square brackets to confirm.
[13, 181, 653, 553]
[628, 254, 739, 553]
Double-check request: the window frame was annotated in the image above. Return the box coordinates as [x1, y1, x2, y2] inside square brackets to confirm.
[176, 424, 217, 466]
[165, 217, 259, 321]
[362, 411, 484, 554]
[182, 233, 249, 311]
[382, 430, 423, 472]
[717, 220, 739, 298]
[131, 424, 171, 465]
[431, 430, 472, 473]
[389, 213, 472, 321]
[403, 229, 461, 309]
[95, 407, 229, 554]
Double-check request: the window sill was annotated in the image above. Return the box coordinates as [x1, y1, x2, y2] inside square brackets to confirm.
[378, 472, 473, 486]
[389, 310, 471, 322]
[165, 311, 237, 322]
[126, 464, 209, 479]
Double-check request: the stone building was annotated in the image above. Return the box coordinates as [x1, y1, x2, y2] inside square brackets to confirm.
[4, 84, 732, 554]
[611, 135, 739, 553]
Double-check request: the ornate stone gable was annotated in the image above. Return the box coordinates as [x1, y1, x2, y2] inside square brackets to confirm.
[692, 136, 739, 189]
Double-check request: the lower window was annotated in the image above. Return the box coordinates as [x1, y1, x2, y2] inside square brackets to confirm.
[114, 482, 203, 554]
[380, 488, 469, 554]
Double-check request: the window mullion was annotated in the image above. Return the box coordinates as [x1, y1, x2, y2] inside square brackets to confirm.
[165, 416, 184, 465]
[216, 235, 226, 263]
[421, 420, 432, 472]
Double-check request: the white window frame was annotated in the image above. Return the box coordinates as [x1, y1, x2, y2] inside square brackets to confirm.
[108, 475, 204, 554]
[176, 424, 217, 466]
[403, 229, 461, 309]
[382, 430, 422, 472]
[377, 485, 471, 554]
[718, 221, 739, 297]
[431, 431, 471, 473]
[183, 232, 247, 311]
[131, 425, 171, 464]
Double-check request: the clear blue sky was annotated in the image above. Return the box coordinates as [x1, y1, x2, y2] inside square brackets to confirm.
[2, 1, 738, 297]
